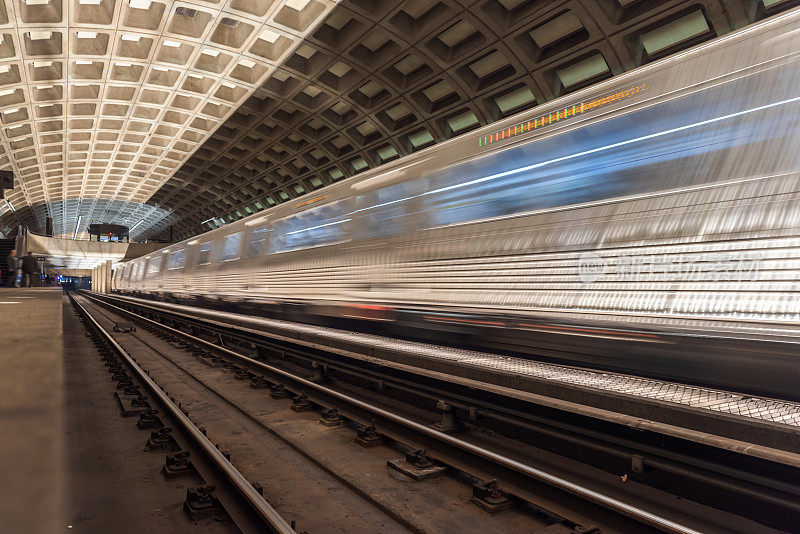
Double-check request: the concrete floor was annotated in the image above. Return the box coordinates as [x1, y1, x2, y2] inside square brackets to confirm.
[0, 288, 64, 533]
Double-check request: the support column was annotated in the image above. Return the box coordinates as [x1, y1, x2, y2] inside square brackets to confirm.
[91, 261, 113, 293]
[102, 261, 110, 293]
[105, 260, 113, 293]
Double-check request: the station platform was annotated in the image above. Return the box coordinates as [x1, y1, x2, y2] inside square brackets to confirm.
[0, 288, 212, 533]
[0, 288, 64, 533]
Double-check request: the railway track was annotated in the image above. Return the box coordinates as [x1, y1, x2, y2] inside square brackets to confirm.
[69, 291, 294, 534]
[70, 290, 800, 533]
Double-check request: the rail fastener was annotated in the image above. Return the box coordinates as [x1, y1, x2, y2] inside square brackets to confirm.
[162, 450, 197, 479]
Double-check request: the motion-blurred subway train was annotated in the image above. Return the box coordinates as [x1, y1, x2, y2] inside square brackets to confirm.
[115, 10, 800, 398]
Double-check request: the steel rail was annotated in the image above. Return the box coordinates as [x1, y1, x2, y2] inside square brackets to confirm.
[69, 292, 295, 534]
[94, 292, 800, 468]
[188, 310, 800, 507]
[82, 291, 702, 534]
[319, 357, 800, 506]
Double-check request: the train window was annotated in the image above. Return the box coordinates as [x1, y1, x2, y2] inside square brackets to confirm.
[424, 157, 540, 227]
[272, 200, 350, 253]
[245, 225, 271, 258]
[422, 63, 800, 228]
[355, 179, 427, 239]
[146, 256, 162, 274]
[197, 241, 213, 265]
[222, 232, 242, 261]
[167, 249, 186, 270]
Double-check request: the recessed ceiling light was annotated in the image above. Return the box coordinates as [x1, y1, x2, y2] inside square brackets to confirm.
[29, 31, 53, 40]
[33, 61, 54, 68]
[116, 62, 132, 67]
[129, 0, 151, 9]
[285, 0, 311, 10]
[201, 48, 220, 57]
[121, 34, 141, 42]
[75, 60, 93, 65]
[239, 59, 256, 68]
[259, 30, 280, 43]
[163, 40, 181, 48]
[77, 32, 98, 39]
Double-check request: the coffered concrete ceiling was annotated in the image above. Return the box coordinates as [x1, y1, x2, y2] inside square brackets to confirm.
[0, 0, 795, 241]
[0, 0, 339, 237]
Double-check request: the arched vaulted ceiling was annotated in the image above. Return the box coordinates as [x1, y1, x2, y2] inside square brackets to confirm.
[1, 0, 797, 241]
[0, 0, 341, 237]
